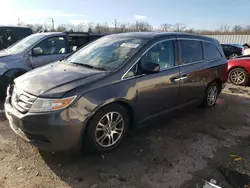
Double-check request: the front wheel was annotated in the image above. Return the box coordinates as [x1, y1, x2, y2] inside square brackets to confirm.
[229, 68, 249, 86]
[86, 104, 129, 153]
[202, 83, 219, 108]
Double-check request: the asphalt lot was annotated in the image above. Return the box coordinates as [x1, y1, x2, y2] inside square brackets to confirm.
[0, 83, 250, 188]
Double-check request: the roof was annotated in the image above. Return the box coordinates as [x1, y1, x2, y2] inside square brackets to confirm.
[33, 32, 66, 36]
[107, 32, 218, 42]
[0, 25, 31, 29]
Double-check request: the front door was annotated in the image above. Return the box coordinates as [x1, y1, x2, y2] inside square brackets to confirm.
[136, 39, 180, 123]
[31, 36, 69, 68]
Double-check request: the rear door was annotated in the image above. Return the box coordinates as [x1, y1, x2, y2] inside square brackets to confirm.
[177, 39, 208, 104]
[31, 36, 69, 68]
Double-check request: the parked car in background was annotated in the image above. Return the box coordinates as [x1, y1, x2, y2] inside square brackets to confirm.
[5, 32, 228, 153]
[0, 26, 33, 50]
[0, 32, 105, 96]
[228, 57, 250, 85]
[221, 44, 243, 59]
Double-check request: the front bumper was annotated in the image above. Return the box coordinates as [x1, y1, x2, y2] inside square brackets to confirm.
[5, 95, 87, 151]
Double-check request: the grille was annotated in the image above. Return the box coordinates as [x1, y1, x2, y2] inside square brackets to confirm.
[10, 86, 36, 113]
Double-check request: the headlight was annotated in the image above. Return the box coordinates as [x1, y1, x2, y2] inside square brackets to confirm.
[29, 96, 77, 113]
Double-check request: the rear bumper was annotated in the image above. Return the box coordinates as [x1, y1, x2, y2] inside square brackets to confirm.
[5, 95, 87, 151]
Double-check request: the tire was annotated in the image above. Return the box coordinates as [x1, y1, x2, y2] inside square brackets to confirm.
[229, 53, 238, 59]
[202, 82, 219, 108]
[86, 104, 129, 153]
[229, 68, 249, 86]
[0, 72, 24, 99]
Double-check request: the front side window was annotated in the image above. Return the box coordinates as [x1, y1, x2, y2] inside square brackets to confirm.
[123, 64, 137, 79]
[180, 40, 203, 65]
[203, 42, 222, 61]
[34, 37, 67, 55]
[141, 40, 175, 70]
[67, 36, 147, 71]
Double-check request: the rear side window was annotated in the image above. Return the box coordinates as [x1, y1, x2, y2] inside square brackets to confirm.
[203, 42, 222, 61]
[180, 40, 203, 65]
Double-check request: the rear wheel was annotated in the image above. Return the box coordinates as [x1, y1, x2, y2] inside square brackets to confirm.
[86, 104, 129, 153]
[202, 83, 219, 108]
[229, 53, 238, 59]
[229, 68, 249, 86]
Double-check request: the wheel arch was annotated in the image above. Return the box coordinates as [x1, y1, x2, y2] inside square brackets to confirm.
[81, 100, 135, 143]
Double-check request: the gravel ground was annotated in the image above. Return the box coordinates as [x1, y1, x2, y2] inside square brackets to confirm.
[0, 83, 250, 188]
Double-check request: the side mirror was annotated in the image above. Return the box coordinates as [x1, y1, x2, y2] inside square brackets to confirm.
[140, 61, 160, 74]
[32, 47, 43, 56]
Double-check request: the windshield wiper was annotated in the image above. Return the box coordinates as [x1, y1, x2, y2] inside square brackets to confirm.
[70, 62, 107, 71]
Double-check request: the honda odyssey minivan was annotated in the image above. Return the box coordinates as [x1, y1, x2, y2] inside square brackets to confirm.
[5, 32, 228, 153]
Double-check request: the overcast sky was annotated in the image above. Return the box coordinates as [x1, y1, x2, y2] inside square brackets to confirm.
[1, 0, 250, 30]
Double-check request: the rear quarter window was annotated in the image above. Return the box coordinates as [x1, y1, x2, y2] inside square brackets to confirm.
[203, 42, 222, 61]
[179, 40, 203, 64]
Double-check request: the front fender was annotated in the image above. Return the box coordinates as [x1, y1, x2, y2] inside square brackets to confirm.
[70, 79, 137, 125]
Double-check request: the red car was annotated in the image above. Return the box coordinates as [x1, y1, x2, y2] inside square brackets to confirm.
[228, 57, 250, 85]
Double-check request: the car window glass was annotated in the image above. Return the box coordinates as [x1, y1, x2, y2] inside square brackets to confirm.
[180, 40, 203, 64]
[123, 64, 137, 78]
[141, 40, 175, 70]
[67, 36, 147, 71]
[35, 37, 67, 55]
[6, 34, 44, 54]
[222, 45, 228, 49]
[203, 42, 222, 61]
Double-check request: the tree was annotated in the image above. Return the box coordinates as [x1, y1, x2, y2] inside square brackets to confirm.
[88, 28, 92, 33]
[219, 24, 230, 32]
[160, 24, 172, 32]
[172, 23, 186, 32]
[134, 21, 153, 32]
[75, 23, 87, 32]
[56, 24, 67, 32]
[232, 25, 243, 33]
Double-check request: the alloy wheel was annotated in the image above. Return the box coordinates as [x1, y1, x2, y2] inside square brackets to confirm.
[207, 85, 218, 107]
[230, 69, 245, 85]
[95, 112, 124, 148]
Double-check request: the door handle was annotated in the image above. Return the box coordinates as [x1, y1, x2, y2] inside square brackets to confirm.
[173, 74, 189, 82]
[174, 77, 187, 81]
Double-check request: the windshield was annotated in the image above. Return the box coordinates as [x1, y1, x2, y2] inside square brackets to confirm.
[67, 36, 146, 71]
[6, 34, 44, 54]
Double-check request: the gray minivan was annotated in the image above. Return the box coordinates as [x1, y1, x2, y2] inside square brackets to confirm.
[5, 32, 228, 153]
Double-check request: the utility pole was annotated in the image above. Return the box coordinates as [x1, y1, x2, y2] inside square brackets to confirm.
[114, 19, 117, 32]
[49, 17, 54, 31]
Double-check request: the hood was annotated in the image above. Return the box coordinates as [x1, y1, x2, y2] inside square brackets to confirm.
[0, 50, 11, 58]
[0, 50, 21, 62]
[15, 61, 108, 98]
